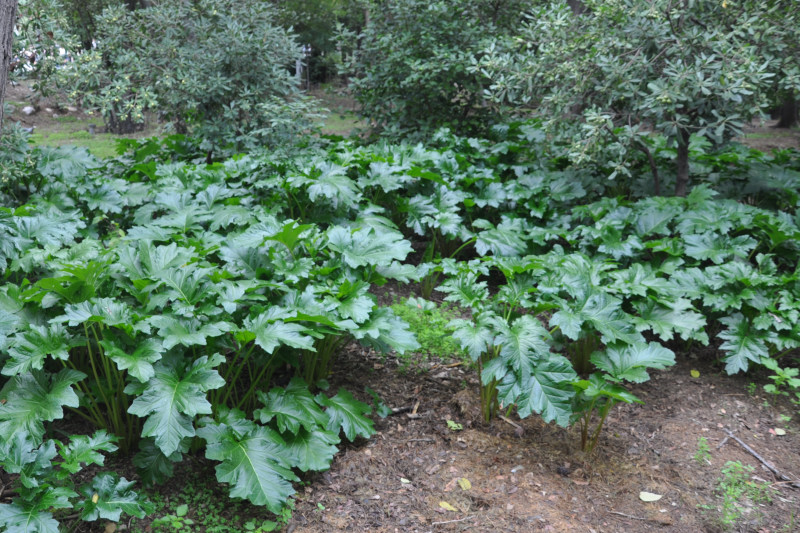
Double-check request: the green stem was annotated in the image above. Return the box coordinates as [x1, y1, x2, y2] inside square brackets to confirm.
[587, 399, 617, 453]
[235, 352, 278, 411]
[83, 324, 112, 427]
[61, 359, 106, 428]
[218, 343, 256, 406]
[91, 325, 123, 435]
[448, 236, 477, 260]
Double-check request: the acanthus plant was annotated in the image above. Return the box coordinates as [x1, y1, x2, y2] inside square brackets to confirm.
[556, 186, 800, 375]
[439, 251, 690, 452]
[439, 257, 576, 425]
[0, 145, 423, 526]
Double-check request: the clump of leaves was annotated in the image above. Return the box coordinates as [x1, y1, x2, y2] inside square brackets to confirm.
[390, 296, 465, 370]
[0, 429, 152, 532]
[701, 461, 775, 531]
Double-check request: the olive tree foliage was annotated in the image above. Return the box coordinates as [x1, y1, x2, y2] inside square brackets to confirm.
[8, 0, 79, 97]
[478, 0, 777, 196]
[336, 0, 531, 140]
[67, 0, 320, 152]
[755, 1, 800, 128]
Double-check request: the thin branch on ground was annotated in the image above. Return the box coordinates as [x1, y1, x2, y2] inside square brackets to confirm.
[431, 515, 476, 526]
[720, 428, 800, 489]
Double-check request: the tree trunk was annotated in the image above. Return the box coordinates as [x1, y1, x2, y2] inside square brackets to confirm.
[774, 93, 798, 129]
[674, 128, 691, 197]
[567, 0, 588, 15]
[0, 0, 19, 137]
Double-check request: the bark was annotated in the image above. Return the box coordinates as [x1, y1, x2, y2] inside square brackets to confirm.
[566, 0, 588, 15]
[0, 0, 19, 137]
[635, 140, 661, 196]
[774, 93, 798, 129]
[674, 128, 691, 197]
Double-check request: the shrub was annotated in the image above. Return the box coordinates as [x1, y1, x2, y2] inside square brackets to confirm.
[336, 0, 529, 140]
[67, 0, 320, 153]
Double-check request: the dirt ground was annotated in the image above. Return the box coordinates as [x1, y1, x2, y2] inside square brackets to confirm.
[281, 334, 800, 533]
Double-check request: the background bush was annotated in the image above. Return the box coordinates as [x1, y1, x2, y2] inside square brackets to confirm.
[336, 0, 530, 140]
[67, 0, 320, 153]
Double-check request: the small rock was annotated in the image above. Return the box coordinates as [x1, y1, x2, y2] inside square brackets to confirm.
[66, 106, 78, 112]
[22, 106, 36, 115]
[45, 107, 54, 113]
[52, 113, 60, 118]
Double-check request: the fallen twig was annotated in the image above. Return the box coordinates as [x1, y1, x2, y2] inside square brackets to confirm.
[716, 436, 729, 449]
[431, 515, 476, 526]
[498, 415, 522, 430]
[721, 428, 800, 489]
[608, 511, 648, 521]
[389, 406, 412, 415]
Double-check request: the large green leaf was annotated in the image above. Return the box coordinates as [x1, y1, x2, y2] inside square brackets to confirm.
[198, 410, 297, 513]
[494, 315, 551, 378]
[574, 373, 642, 404]
[511, 354, 577, 426]
[254, 378, 328, 435]
[132, 438, 184, 486]
[282, 428, 340, 472]
[449, 318, 493, 360]
[718, 313, 769, 374]
[100, 339, 165, 383]
[0, 369, 85, 442]
[350, 307, 420, 354]
[315, 389, 375, 441]
[55, 298, 133, 328]
[326, 226, 412, 268]
[590, 342, 675, 383]
[300, 161, 361, 209]
[632, 299, 708, 343]
[57, 430, 118, 476]
[0, 495, 70, 533]
[36, 145, 98, 181]
[3, 325, 74, 376]
[126, 354, 225, 456]
[473, 218, 528, 257]
[243, 312, 316, 354]
[78, 473, 153, 521]
[149, 316, 231, 350]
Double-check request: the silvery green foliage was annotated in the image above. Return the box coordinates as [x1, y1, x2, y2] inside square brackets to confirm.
[66, 0, 321, 151]
[477, 0, 779, 195]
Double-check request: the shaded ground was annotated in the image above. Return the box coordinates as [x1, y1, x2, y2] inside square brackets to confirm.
[741, 119, 800, 152]
[282, 339, 799, 533]
[3, 81, 160, 158]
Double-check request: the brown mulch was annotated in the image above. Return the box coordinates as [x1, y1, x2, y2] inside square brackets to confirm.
[285, 343, 800, 533]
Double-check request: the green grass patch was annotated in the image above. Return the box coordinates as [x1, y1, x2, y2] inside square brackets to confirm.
[29, 130, 123, 159]
[320, 110, 366, 137]
[390, 296, 466, 371]
[131, 466, 291, 533]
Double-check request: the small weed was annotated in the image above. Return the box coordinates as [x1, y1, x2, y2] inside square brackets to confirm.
[747, 382, 758, 397]
[390, 296, 466, 371]
[447, 420, 463, 431]
[700, 460, 775, 531]
[130, 468, 293, 533]
[694, 436, 711, 465]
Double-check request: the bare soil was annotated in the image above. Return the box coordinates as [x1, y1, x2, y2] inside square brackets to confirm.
[282, 338, 800, 533]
